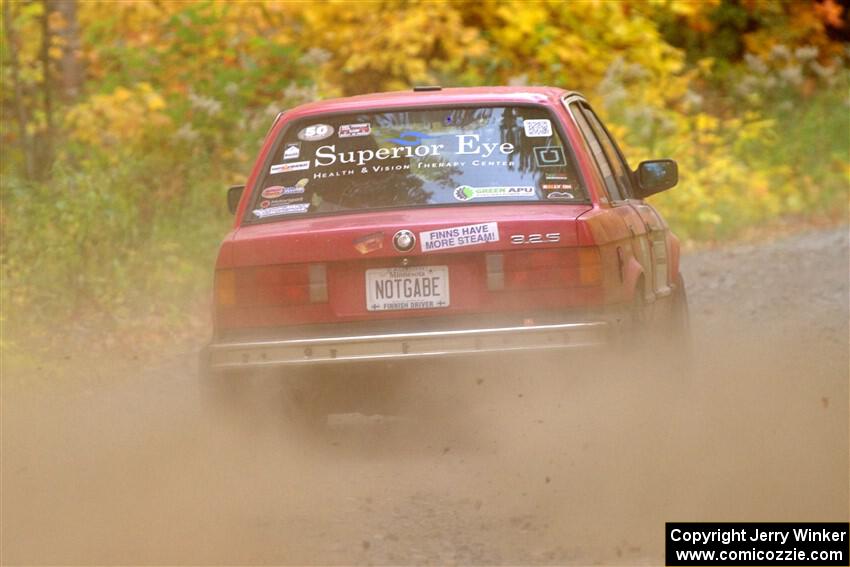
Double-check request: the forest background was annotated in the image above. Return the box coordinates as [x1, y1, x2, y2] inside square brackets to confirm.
[1, 0, 848, 352]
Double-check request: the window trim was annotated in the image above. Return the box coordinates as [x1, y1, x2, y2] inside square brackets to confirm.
[564, 99, 623, 202]
[561, 95, 641, 205]
[242, 102, 592, 226]
[579, 104, 637, 200]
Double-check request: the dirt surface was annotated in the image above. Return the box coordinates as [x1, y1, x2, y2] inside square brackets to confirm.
[2, 226, 848, 565]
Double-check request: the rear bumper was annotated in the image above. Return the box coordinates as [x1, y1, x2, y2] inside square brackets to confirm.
[206, 321, 610, 370]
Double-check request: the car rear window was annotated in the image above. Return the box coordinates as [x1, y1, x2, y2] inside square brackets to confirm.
[248, 105, 586, 221]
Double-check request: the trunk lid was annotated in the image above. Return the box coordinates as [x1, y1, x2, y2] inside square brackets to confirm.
[217, 203, 594, 327]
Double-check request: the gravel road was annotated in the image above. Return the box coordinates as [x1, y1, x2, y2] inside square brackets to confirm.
[3, 226, 848, 565]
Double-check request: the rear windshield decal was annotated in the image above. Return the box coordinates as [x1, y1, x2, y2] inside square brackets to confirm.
[261, 180, 307, 199]
[523, 119, 552, 137]
[339, 123, 371, 138]
[533, 146, 566, 167]
[453, 185, 534, 201]
[253, 203, 310, 218]
[261, 186, 285, 199]
[283, 143, 300, 160]
[314, 134, 515, 169]
[298, 124, 334, 141]
[270, 161, 309, 174]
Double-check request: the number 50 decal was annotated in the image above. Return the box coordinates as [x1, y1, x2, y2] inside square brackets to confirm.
[298, 124, 334, 142]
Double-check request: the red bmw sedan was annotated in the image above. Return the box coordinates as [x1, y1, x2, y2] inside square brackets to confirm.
[202, 86, 688, 414]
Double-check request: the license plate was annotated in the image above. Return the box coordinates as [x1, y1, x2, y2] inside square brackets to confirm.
[365, 266, 450, 311]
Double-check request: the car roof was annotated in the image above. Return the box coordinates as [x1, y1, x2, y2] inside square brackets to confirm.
[284, 86, 578, 118]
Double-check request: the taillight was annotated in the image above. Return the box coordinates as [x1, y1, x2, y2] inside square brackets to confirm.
[215, 269, 236, 306]
[485, 253, 505, 291]
[578, 248, 602, 286]
[215, 263, 328, 308]
[505, 249, 573, 289]
[486, 248, 601, 291]
[309, 264, 328, 302]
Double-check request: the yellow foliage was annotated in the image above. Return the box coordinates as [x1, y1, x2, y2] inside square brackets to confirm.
[65, 83, 171, 160]
[297, 0, 487, 96]
[2, 0, 847, 332]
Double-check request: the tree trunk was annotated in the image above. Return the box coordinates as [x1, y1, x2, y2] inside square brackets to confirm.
[40, 0, 55, 172]
[53, 0, 83, 102]
[2, 0, 35, 179]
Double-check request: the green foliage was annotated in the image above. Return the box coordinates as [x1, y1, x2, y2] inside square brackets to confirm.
[1, 0, 848, 339]
[1, 154, 227, 328]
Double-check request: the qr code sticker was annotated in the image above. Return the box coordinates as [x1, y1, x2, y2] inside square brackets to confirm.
[523, 119, 552, 137]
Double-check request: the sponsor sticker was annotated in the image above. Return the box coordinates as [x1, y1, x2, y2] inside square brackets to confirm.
[354, 232, 384, 255]
[541, 183, 573, 190]
[523, 119, 552, 137]
[338, 123, 372, 138]
[314, 133, 514, 169]
[453, 185, 535, 201]
[269, 196, 305, 205]
[545, 173, 570, 180]
[533, 146, 566, 167]
[420, 222, 500, 252]
[298, 124, 334, 142]
[262, 178, 308, 198]
[261, 186, 285, 199]
[547, 191, 575, 200]
[283, 143, 300, 160]
[270, 160, 310, 174]
[253, 203, 310, 218]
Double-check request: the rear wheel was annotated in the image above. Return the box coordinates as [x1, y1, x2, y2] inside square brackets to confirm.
[626, 279, 651, 351]
[667, 273, 693, 366]
[624, 277, 691, 372]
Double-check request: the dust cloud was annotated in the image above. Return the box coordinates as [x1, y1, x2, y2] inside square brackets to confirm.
[2, 227, 847, 565]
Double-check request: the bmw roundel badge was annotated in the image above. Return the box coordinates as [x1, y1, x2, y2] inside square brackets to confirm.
[392, 229, 416, 253]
